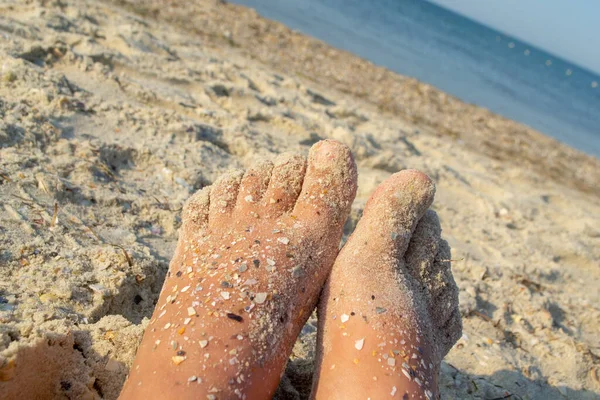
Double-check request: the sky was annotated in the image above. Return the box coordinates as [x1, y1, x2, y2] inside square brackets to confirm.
[427, 0, 600, 75]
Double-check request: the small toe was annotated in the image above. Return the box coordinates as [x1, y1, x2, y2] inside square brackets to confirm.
[405, 210, 443, 293]
[431, 240, 460, 321]
[182, 186, 211, 232]
[439, 308, 462, 358]
[235, 160, 273, 213]
[208, 169, 244, 227]
[354, 169, 436, 257]
[261, 152, 306, 218]
[293, 140, 357, 228]
[433, 280, 458, 323]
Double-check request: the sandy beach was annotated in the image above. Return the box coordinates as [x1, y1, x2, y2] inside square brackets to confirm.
[1, 0, 599, 398]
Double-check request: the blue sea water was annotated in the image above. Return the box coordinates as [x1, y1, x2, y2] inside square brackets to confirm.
[231, 0, 600, 158]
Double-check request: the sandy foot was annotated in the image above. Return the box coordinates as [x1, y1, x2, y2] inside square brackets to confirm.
[311, 170, 461, 399]
[119, 140, 357, 399]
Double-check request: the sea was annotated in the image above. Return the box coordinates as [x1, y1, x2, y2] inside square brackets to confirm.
[231, 0, 600, 158]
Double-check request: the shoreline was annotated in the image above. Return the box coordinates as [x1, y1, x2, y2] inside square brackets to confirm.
[110, 0, 600, 196]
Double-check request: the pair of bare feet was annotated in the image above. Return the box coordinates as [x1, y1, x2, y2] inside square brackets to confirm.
[119, 140, 461, 400]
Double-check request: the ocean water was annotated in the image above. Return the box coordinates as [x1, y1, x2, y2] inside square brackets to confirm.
[231, 0, 600, 158]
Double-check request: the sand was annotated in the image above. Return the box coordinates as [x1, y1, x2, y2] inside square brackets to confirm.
[0, 0, 599, 398]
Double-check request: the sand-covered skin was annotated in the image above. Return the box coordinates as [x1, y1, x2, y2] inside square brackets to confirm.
[312, 171, 461, 400]
[120, 140, 357, 399]
[0, 0, 599, 399]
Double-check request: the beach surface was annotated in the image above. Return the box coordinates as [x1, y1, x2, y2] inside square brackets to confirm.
[1, 0, 599, 398]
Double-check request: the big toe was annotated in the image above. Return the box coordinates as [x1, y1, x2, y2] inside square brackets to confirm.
[355, 169, 436, 257]
[293, 140, 357, 229]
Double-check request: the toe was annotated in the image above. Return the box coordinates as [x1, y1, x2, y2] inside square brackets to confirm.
[355, 169, 435, 257]
[261, 152, 306, 218]
[405, 211, 461, 358]
[293, 140, 357, 227]
[182, 186, 211, 232]
[208, 169, 244, 227]
[439, 308, 462, 358]
[405, 210, 443, 295]
[235, 160, 273, 214]
[432, 239, 460, 323]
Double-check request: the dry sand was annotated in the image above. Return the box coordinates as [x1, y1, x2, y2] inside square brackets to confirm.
[1, 0, 599, 398]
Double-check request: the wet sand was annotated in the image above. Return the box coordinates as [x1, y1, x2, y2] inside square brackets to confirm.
[0, 0, 599, 398]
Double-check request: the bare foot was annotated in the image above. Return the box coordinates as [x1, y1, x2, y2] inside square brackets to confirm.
[311, 170, 461, 400]
[119, 140, 357, 399]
